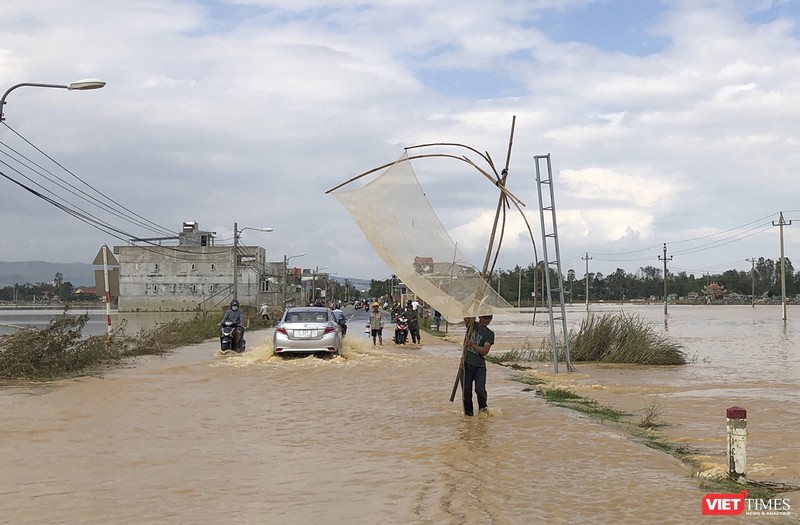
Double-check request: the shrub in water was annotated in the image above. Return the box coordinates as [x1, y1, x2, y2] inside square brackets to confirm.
[568, 312, 685, 365]
[0, 312, 222, 380]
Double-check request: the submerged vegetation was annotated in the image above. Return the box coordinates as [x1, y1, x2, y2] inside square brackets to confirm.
[540, 386, 630, 422]
[0, 312, 222, 380]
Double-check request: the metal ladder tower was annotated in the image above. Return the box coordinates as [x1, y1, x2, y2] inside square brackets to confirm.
[534, 154, 573, 372]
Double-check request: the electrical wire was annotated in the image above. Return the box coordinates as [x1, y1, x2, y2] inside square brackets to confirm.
[0, 124, 246, 263]
[585, 213, 779, 271]
[2, 122, 174, 237]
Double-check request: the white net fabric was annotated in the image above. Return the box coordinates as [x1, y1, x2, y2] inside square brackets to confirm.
[332, 153, 512, 322]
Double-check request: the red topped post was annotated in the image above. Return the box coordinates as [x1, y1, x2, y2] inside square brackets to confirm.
[726, 406, 747, 482]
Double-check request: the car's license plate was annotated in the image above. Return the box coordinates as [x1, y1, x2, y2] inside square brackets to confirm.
[294, 330, 312, 338]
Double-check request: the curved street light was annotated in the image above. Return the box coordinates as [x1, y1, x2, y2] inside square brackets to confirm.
[232, 222, 273, 301]
[283, 253, 306, 308]
[0, 78, 106, 122]
[239, 227, 273, 235]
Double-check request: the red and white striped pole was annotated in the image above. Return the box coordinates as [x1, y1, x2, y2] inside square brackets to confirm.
[102, 244, 112, 340]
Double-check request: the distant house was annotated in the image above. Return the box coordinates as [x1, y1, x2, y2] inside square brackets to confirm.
[114, 221, 279, 312]
[413, 256, 434, 273]
[702, 282, 726, 301]
[402, 256, 484, 303]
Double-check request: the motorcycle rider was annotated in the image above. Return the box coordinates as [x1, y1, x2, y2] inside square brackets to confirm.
[332, 308, 348, 336]
[220, 299, 246, 350]
[405, 300, 420, 344]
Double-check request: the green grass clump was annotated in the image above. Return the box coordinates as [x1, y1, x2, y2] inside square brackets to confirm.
[509, 373, 546, 386]
[568, 312, 685, 365]
[542, 387, 629, 422]
[544, 387, 582, 401]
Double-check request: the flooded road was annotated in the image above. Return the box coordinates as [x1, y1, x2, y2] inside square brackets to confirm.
[1, 305, 798, 523]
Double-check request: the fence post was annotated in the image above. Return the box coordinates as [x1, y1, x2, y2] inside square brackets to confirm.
[726, 406, 747, 482]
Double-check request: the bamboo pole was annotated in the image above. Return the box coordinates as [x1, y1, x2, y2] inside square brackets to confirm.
[450, 117, 516, 403]
[325, 151, 525, 207]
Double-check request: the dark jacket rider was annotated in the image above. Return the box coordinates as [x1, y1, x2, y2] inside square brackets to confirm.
[220, 299, 246, 349]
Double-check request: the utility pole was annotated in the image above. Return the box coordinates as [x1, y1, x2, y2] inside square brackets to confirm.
[517, 267, 522, 309]
[232, 221, 239, 302]
[567, 269, 575, 305]
[282, 254, 288, 309]
[772, 212, 792, 321]
[582, 252, 592, 313]
[658, 243, 672, 316]
[745, 258, 756, 308]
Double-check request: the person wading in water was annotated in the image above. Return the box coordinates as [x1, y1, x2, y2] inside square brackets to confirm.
[462, 315, 494, 416]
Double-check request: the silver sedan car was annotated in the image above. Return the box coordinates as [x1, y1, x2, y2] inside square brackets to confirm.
[273, 307, 342, 356]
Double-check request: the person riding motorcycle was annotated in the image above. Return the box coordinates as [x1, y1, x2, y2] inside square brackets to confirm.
[220, 299, 246, 350]
[332, 308, 348, 336]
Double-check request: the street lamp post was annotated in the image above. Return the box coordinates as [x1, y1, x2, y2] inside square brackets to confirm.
[232, 222, 273, 302]
[321, 272, 338, 303]
[282, 253, 306, 309]
[311, 265, 329, 303]
[1, 78, 106, 121]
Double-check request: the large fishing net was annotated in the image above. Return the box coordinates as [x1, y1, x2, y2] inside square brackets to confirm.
[331, 152, 513, 322]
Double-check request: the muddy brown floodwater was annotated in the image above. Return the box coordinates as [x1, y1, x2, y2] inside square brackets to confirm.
[1, 304, 797, 524]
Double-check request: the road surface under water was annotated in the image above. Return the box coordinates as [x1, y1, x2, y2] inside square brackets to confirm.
[0, 305, 797, 523]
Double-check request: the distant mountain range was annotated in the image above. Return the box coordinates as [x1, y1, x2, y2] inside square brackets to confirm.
[0, 261, 96, 287]
[331, 276, 373, 293]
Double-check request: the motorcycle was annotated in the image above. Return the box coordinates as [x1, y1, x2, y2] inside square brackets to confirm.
[220, 321, 245, 352]
[393, 314, 408, 344]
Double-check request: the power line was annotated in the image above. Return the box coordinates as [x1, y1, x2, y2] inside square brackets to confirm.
[1, 122, 174, 237]
[0, 123, 241, 262]
[0, 166, 238, 263]
[591, 212, 778, 260]
[0, 141, 169, 237]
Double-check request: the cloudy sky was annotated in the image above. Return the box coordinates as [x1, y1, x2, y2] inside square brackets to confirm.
[2, 0, 800, 281]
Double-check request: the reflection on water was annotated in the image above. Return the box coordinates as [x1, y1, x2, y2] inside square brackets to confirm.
[0, 305, 798, 523]
[0, 308, 199, 336]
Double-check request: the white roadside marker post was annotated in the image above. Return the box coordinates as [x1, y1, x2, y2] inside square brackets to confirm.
[726, 406, 747, 482]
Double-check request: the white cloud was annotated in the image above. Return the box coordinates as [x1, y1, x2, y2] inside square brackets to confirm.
[560, 167, 677, 209]
[0, 0, 798, 280]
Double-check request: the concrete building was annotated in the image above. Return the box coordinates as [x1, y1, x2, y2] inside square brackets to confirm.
[114, 222, 281, 312]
